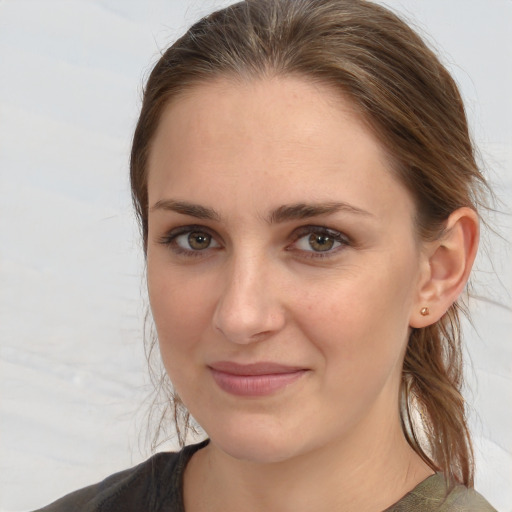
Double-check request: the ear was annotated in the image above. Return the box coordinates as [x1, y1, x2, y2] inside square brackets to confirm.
[410, 207, 479, 328]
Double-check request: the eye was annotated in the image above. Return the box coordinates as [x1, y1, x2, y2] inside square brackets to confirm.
[158, 225, 221, 255]
[290, 226, 349, 256]
[175, 231, 219, 251]
[296, 233, 338, 252]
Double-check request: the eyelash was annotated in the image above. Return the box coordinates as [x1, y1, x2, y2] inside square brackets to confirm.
[157, 224, 351, 259]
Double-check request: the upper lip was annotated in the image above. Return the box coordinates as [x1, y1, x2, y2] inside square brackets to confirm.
[208, 361, 306, 376]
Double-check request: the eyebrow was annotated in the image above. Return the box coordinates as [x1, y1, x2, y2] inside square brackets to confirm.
[150, 199, 373, 223]
[150, 199, 221, 221]
[268, 202, 373, 223]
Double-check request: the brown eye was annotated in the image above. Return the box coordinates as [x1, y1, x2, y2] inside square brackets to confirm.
[161, 226, 221, 255]
[308, 233, 335, 252]
[187, 231, 212, 250]
[291, 227, 349, 257]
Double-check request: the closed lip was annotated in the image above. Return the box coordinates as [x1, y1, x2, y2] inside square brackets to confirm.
[207, 361, 308, 397]
[208, 361, 307, 376]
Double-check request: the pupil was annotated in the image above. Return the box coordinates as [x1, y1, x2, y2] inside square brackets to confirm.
[309, 233, 334, 252]
[188, 232, 210, 250]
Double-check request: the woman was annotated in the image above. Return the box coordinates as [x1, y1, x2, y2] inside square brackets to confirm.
[36, 0, 497, 510]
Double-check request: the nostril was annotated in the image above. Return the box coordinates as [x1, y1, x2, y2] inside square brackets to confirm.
[248, 330, 273, 342]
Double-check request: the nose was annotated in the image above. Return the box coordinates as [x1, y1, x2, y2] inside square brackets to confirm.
[212, 254, 286, 344]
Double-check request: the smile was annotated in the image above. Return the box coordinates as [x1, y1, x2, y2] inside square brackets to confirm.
[208, 362, 308, 397]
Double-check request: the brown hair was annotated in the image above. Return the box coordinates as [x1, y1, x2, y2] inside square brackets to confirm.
[131, 0, 490, 488]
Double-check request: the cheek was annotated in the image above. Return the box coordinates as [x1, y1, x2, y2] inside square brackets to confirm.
[147, 260, 214, 364]
[295, 258, 416, 377]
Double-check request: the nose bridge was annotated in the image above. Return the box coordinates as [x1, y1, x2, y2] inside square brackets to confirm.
[213, 246, 283, 343]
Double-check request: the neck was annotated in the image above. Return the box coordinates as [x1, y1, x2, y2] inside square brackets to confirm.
[184, 404, 433, 512]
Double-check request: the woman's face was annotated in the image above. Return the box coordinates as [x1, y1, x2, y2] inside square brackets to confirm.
[146, 77, 426, 463]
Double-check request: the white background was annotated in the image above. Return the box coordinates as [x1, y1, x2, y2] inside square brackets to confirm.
[0, 1, 510, 511]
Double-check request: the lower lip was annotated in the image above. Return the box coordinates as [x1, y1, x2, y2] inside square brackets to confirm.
[209, 369, 307, 397]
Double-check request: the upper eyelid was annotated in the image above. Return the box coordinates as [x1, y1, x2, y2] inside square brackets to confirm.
[162, 223, 346, 235]
[161, 224, 220, 241]
[290, 225, 350, 241]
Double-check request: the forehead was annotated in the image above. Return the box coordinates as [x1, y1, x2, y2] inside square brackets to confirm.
[150, 76, 377, 167]
[147, 76, 414, 222]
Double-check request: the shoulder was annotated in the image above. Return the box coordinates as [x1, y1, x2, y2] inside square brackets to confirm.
[32, 441, 208, 512]
[440, 484, 498, 512]
[32, 452, 176, 512]
[387, 473, 497, 512]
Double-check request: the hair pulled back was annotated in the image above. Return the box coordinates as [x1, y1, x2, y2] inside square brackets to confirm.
[131, 0, 489, 488]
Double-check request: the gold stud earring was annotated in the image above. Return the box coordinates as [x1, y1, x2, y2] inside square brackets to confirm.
[420, 307, 430, 316]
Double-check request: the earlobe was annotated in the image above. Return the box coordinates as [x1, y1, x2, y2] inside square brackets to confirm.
[410, 207, 479, 328]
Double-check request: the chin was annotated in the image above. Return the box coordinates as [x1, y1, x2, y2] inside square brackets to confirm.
[216, 436, 300, 464]
[203, 415, 313, 464]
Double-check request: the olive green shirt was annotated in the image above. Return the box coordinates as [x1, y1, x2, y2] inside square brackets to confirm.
[382, 472, 497, 511]
[34, 440, 497, 512]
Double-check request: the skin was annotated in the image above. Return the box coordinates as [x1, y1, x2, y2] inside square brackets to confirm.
[145, 77, 478, 512]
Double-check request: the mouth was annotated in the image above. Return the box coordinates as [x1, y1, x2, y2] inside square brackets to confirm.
[208, 361, 308, 397]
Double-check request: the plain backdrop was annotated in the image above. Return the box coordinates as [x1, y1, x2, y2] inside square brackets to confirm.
[0, 1, 511, 511]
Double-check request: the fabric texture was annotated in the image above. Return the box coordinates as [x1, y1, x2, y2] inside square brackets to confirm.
[33, 440, 497, 512]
